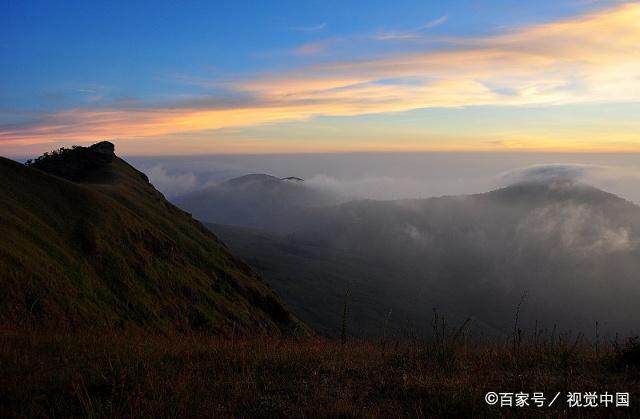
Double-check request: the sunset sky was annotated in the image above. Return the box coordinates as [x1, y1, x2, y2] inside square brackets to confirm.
[2, 0, 640, 156]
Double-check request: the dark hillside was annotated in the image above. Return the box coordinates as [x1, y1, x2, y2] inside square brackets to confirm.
[202, 178, 640, 337]
[0, 142, 302, 335]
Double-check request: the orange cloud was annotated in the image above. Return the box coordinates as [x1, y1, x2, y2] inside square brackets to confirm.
[2, 3, 640, 150]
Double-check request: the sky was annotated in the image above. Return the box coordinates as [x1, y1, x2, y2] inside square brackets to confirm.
[1, 0, 640, 156]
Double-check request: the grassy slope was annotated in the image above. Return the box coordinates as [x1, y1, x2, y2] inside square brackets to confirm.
[0, 152, 301, 335]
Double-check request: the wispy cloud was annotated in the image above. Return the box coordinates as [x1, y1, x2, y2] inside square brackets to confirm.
[239, 4, 640, 108]
[372, 15, 447, 40]
[420, 15, 448, 29]
[291, 39, 334, 56]
[289, 22, 326, 32]
[2, 4, 640, 150]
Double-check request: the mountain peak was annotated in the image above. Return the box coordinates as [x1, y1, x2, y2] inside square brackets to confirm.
[224, 174, 282, 187]
[485, 178, 626, 207]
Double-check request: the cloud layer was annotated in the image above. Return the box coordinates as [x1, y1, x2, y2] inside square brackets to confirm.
[2, 3, 640, 150]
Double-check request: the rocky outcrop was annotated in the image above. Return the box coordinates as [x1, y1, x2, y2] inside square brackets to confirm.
[26, 141, 116, 182]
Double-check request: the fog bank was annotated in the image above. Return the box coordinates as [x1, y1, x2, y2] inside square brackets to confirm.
[126, 152, 640, 203]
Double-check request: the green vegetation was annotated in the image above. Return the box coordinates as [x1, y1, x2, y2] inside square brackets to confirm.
[0, 142, 302, 335]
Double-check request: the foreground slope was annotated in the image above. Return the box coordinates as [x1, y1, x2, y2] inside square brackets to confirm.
[0, 142, 300, 334]
[5, 329, 640, 417]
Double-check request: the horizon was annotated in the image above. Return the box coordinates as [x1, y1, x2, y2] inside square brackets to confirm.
[11, 141, 640, 204]
[3, 1, 640, 155]
[13, 148, 640, 160]
[117, 149, 640, 205]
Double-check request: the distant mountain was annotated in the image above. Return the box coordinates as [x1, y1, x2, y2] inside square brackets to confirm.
[175, 173, 343, 232]
[0, 142, 303, 335]
[205, 178, 640, 337]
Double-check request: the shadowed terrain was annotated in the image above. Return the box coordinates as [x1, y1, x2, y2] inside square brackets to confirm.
[192, 175, 640, 338]
[2, 327, 640, 417]
[0, 142, 302, 335]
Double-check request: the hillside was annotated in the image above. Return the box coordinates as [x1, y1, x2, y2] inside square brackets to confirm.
[202, 178, 640, 337]
[209, 223, 500, 339]
[0, 142, 302, 335]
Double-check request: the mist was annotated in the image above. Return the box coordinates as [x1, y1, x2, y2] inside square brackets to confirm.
[125, 152, 640, 338]
[127, 152, 640, 203]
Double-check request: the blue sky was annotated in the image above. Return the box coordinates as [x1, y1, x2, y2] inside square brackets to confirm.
[1, 0, 639, 155]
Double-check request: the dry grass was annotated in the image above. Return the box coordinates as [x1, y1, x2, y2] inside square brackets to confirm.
[1, 326, 639, 418]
